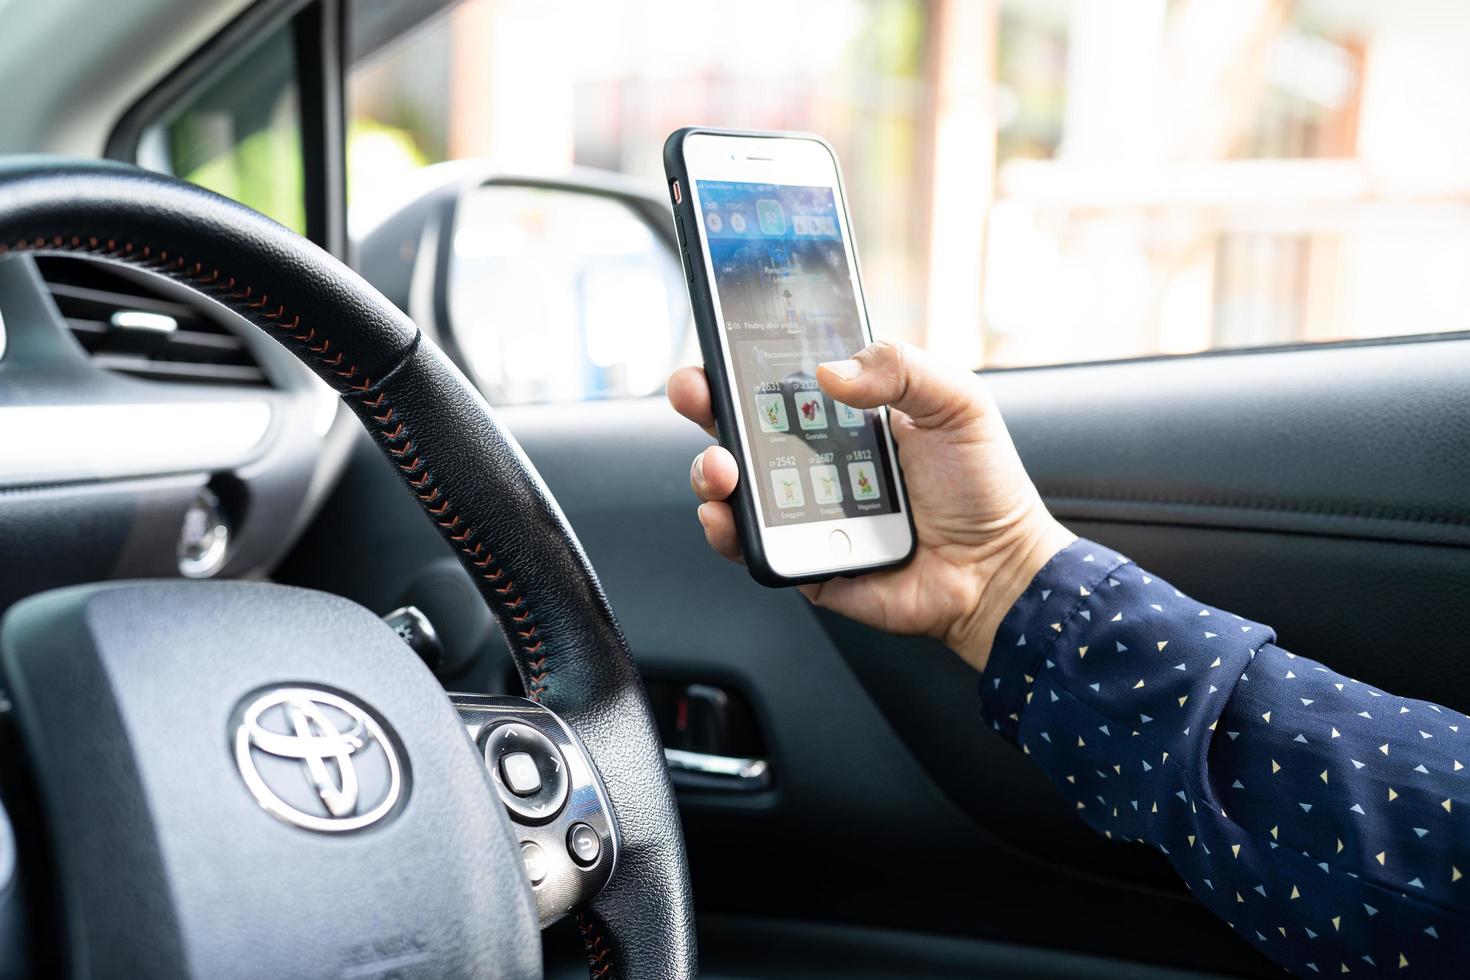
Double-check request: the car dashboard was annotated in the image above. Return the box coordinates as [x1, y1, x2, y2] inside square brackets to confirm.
[0, 252, 351, 609]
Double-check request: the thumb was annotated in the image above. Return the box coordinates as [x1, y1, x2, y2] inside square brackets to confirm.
[816, 341, 988, 429]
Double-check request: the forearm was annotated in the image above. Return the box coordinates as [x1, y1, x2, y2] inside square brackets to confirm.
[980, 539, 1469, 975]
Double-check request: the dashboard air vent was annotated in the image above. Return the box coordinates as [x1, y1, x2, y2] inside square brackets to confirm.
[36, 256, 270, 387]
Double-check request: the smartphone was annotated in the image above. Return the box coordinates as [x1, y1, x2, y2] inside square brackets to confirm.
[664, 127, 916, 587]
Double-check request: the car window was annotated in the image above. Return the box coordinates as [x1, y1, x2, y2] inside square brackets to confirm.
[135, 23, 306, 236]
[348, 0, 1470, 382]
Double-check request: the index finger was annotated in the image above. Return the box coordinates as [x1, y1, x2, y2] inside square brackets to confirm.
[666, 365, 718, 438]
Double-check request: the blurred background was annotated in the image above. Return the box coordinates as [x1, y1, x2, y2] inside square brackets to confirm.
[339, 0, 1470, 393]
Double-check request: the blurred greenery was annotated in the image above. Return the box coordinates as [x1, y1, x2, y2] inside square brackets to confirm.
[178, 119, 306, 234]
[161, 21, 305, 233]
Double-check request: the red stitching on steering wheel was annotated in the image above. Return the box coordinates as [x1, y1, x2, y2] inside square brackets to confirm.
[577, 910, 615, 978]
[359, 389, 549, 698]
[0, 236, 374, 389]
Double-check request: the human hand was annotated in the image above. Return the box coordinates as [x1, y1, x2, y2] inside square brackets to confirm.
[667, 341, 1074, 672]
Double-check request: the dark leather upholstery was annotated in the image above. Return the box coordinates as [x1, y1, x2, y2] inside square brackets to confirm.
[0, 158, 696, 980]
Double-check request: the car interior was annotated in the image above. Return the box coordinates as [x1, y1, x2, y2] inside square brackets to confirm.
[1, 0, 1468, 977]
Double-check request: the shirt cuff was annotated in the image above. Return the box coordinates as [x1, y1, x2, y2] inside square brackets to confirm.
[979, 538, 1131, 743]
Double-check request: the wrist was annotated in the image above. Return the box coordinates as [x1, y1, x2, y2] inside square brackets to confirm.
[946, 512, 1075, 673]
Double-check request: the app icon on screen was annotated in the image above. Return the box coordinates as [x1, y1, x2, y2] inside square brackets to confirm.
[810, 464, 843, 505]
[755, 393, 789, 432]
[847, 461, 881, 501]
[757, 199, 787, 235]
[796, 394, 828, 430]
[705, 211, 723, 233]
[729, 212, 747, 233]
[834, 401, 864, 428]
[770, 467, 805, 508]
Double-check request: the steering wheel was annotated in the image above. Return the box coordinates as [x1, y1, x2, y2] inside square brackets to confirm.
[0, 160, 696, 979]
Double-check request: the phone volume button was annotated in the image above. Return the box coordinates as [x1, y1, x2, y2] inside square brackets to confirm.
[680, 249, 695, 284]
[674, 213, 687, 247]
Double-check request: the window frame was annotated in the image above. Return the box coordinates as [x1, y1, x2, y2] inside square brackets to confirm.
[105, 0, 348, 259]
[973, 325, 1470, 379]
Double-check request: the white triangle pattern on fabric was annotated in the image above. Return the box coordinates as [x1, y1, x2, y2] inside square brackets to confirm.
[984, 538, 1466, 974]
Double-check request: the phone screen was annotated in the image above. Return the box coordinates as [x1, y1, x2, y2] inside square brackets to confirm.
[695, 179, 899, 528]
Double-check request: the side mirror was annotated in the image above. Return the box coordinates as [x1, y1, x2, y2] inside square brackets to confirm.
[356, 169, 692, 405]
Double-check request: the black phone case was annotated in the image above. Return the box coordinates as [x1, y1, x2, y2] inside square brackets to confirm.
[663, 126, 917, 588]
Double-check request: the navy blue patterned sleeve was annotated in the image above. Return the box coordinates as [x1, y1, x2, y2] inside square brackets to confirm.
[980, 538, 1469, 977]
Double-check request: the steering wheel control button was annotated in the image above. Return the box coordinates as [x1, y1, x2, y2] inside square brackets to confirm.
[520, 841, 549, 886]
[483, 722, 569, 823]
[452, 695, 621, 927]
[567, 823, 602, 867]
[828, 529, 852, 559]
[500, 751, 542, 796]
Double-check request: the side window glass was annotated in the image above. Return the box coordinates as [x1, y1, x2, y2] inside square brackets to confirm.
[134, 23, 306, 235]
[347, 0, 1470, 379]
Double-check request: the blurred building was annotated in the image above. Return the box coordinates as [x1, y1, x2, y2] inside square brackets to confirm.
[349, 0, 1470, 381]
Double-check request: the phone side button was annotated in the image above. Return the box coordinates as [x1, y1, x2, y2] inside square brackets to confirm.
[680, 248, 695, 284]
[829, 529, 852, 559]
[674, 213, 687, 247]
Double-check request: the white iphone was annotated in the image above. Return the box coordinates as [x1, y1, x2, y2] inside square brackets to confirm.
[664, 128, 916, 587]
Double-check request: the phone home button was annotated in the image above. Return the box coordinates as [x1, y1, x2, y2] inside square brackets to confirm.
[828, 529, 852, 559]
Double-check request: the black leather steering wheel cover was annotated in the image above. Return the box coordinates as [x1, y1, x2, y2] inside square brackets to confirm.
[0, 158, 696, 980]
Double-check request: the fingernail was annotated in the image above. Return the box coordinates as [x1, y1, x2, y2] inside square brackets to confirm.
[821, 358, 862, 382]
[692, 452, 705, 485]
[696, 503, 710, 528]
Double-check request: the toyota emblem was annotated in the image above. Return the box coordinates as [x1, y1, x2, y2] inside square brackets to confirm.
[232, 687, 405, 833]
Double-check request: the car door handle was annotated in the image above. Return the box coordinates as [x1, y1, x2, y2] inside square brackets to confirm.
[663, 748, 771, 792]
